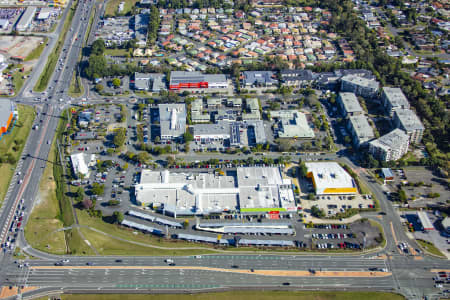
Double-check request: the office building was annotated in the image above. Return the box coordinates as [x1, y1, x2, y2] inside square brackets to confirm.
[169, 71, 228, 91]
[133, 73, 166, 92]
[271, 110, 315, 139]
[158, 104, 186, 140]
[242, 71, 277, 87]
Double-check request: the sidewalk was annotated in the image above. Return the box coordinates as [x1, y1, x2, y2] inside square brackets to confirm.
[303, 214, 362, 224]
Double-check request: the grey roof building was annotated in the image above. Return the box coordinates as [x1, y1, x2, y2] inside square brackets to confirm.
[369, 129, 409, 162]
[381, 87, 410, 116]
[393, 109, 424, 144]
[134, 72, 166, 92]
[271, 110, 315, 139]
[341, 75, 379, 98]
[158, 104, 186, 140]
[242, 71, 277, 87]
[169, 71, 228, 91]
[134, 13, 149, 47]
[337, 92, 364, 117]
[16, 7, 36, 31]
[280, 69, 315, 88]
[192, 120, 266, 146]
[347, 115, 375, 147]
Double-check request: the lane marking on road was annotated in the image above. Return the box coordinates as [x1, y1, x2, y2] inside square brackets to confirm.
[389, 222, 402, 254]
[29, 266, 392, 278]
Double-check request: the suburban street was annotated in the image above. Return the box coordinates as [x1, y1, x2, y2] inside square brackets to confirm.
[0, 1, 448, 300]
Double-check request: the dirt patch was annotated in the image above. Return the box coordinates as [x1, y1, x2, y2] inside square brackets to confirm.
[0, 286, 38, 299]
[0, 36, 44, 59]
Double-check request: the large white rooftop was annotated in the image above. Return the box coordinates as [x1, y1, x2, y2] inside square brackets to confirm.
[305, 162, 357, 195]
[271, 110, 315, 138]
[135, 167, 296, 215]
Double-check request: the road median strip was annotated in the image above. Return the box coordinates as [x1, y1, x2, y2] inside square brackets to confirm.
[29, 266, 391, 277]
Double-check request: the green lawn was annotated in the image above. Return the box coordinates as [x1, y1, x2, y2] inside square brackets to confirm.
[76, 210, 219, 256]
[0, 104, 35, 205]
[105, 0, 138, 17]
[56, 291, 405, 300]
[25, 38, 49, 61]
[12, 71, 31, 95]
[104, 48, 130, 57]
[416, 239, 446, 258]
[34, 0, 77, 92]
[68, 71, 84, 97]
[24, 134, 66, 255]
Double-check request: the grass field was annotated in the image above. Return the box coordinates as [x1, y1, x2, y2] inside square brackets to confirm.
[12, 71, 31, 95]
[54, 291, 405, 300]
[0, 105, 35, 205]
[25, 38, 49, 61]
[104, 48, 130, 57]
[76, 210, 218, 256]
[24, 135, 66, 255]
[416, 239, 446, 258]
[34, 0, 77, 92]
[105, 0, 138, 17]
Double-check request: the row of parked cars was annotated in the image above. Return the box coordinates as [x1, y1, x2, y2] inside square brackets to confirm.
[315, 241, 361, 249]
[312, 233, 355, 240]
[314, 224, 348, 229]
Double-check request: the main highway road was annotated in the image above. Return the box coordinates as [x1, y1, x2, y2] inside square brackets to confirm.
[0, 1, 449, 299]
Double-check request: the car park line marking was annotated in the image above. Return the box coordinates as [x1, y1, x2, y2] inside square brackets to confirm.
[30, 266, 392, 278]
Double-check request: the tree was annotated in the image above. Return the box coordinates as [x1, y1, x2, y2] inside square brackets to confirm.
[91, 39, 105, 56]
[108, 200, 120, 206]
[310, 205, 325, 218]
[136, 151, 150, 163]
[308, 193, 315, 200]
[75, 187, 84, 202]
[299, 161, 308, 178]
[113, 128, 126, 148]
[91, 182, 105, 196]
[183, 131, 193, 143]
[113, 211, 124, 224]
[112, 78, 121, 88]
[154, 136, 160, 144]
[122, 163, 129, 170]
[399, 189, 407, 203]
[82, 199, 93, 209]
[85, 55, 107, 79]
[95, 83, 104, 92]
[166, 156, 176, 167]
